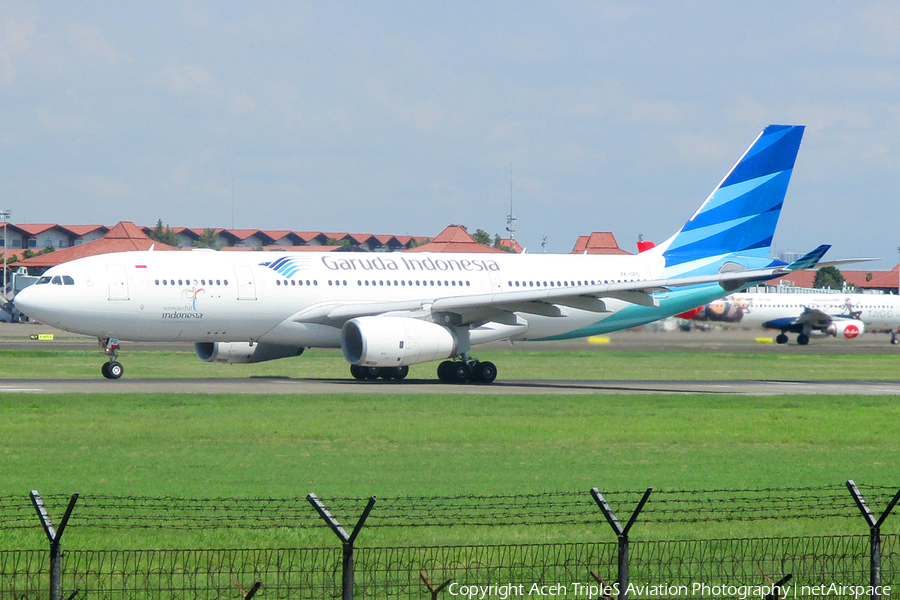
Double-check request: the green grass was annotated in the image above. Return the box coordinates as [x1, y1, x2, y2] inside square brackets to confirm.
[2, 342, 898, 550]
[2, 391, 899, 549]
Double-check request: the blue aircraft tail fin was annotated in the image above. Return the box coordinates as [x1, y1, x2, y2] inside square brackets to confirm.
[659, 125, 805, 276]
[784, 244, 830, 272]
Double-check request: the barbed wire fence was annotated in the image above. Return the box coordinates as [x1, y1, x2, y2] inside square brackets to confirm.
[1, 482, 898, 599]
[5, 484, 900, 530]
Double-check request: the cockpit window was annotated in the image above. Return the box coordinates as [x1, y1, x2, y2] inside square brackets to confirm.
[36, 276, 51, 285]
[62, 276, 74, 285]
[51, 276, 62, 285]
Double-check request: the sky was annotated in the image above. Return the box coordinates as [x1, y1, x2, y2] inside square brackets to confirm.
[1, 2, 899, 267]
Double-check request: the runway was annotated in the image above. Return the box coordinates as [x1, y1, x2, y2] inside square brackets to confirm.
[2, 323, 899, 395]
[1, 377, 899, 396]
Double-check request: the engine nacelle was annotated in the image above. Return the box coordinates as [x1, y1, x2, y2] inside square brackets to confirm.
[342, 317, 458, 367]
[195, 341, 304, 364]
[826, 320, 865, 339]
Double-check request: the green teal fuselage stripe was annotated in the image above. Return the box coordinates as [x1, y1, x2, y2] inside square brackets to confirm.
[536, 284, 732, 341]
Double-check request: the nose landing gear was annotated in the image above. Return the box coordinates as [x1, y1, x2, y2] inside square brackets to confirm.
[99, 337, 124, 379]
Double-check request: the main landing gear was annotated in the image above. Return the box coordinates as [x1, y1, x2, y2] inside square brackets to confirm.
[437, 356, 497, 384]
[349, 365, 409, 380]
[100, 337, 124, 380]
[775, 332, 809, 345]
[348, 356, 498, 384]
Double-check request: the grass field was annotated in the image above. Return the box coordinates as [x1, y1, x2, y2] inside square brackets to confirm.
[3, 382, 900, 549]
[2, 341, 899, 551]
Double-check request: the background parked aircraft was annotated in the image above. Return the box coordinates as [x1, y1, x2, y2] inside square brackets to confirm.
[685, 292, 900, 345]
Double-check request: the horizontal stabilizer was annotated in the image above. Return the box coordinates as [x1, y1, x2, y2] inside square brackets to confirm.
[815, 257, 880, 269]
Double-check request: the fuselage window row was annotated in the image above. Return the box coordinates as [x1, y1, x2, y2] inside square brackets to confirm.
[507, 279, 608, 288]
[273, 279, 473, 288]
[155, 279, 229, 286]
[275, 280, 317, 286]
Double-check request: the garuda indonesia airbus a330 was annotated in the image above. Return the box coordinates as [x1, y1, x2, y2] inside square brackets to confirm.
[16, 125, 831, 383]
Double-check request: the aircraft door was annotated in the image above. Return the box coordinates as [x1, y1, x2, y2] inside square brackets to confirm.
[489, 271, 502, 292]
[234, 265, 257, 300]
[107, 265, 129, 300]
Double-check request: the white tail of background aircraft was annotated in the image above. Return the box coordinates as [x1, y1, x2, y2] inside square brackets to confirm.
[15, 125, 829, 382]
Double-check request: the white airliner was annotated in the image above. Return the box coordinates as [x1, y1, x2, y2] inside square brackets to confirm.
[15, 125, 832, 382]
[686, 291, 900, 345]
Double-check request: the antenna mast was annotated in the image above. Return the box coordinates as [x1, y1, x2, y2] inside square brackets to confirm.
[506, 166, 516, 243]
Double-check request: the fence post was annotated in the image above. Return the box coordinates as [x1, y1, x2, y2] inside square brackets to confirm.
[29, 491, 78, 600]
[307, 493, 376, 600]
[591, 487, 651, 600]
[420, 571, 452, 599]
[846, 481, 900, 600]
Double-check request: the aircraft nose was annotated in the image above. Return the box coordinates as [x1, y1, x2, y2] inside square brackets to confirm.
[13, 285, 36, 315]
[13, 284, 48, 321]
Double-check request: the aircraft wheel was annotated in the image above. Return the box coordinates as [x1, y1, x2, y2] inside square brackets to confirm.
[450, 363, 469, 383]
[106, 361, 124, 379]
[350, 364, 367, 380]
[390, 365, 409, 380]
[776, 333, 788, 345]
[101, 362, 111, 379]
[474, 361, 497, 384]
[437, 361, 467, 383]
[892, 334, 899, 345]
[437, 361, 454, 383]
[797, 334, 809, 346]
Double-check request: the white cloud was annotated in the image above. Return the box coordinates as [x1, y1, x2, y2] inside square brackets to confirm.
[858, 3, 900, 58]
[229, 93, 256, 115]
[38, 110, 87, 134]
[76, 173, 132, 202]
[155, 62, 214, 95]
[0, 4, 36, 86]
[68, 22, 129, 65]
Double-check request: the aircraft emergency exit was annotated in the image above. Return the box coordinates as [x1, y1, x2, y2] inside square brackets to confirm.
[15, 125, 828, 382]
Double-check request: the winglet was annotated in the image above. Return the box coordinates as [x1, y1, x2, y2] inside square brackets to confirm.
[785, 244, 830, 272]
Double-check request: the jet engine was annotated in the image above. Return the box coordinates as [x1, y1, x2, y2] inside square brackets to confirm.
[342, 316, 458, 367]
[195, 341, 305, 364]
[826, 320, 865, 339]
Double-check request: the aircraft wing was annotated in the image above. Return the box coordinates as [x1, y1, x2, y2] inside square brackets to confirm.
[293, 245, 831, 328]
[795, 307, 834, 329]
